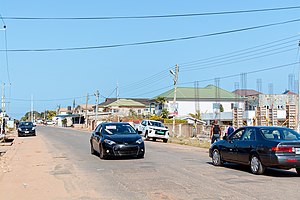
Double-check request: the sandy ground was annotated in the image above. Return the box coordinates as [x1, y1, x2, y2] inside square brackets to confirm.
[0, 134, 71, 200]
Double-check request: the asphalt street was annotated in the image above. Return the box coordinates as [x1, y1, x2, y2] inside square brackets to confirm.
[38, 126, 300, 200]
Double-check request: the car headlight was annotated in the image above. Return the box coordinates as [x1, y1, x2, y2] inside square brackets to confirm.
[18, 128, 22, 131]
[32, 127, 35, 130]
[104, 139, 116, 145]
[136, 138, 143, 144]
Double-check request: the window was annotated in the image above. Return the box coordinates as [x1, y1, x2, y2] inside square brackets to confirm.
[242, 128, 256, 141]
[260, 128, 300, 140]
[230, 129, 244, 140]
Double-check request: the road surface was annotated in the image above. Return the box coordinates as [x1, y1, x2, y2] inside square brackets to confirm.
[1, 126, 300, 200]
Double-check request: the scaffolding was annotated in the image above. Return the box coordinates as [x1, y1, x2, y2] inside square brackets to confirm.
[286, 104, 297, 130]
[233, 107, 243, 128]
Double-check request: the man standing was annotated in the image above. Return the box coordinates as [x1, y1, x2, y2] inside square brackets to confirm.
[226, 122, 235, 136]
[210, 120, 221, 144]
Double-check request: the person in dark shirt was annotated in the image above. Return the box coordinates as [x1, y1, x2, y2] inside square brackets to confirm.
[210, 120, 221, 144]
[226, 122, 235, 136]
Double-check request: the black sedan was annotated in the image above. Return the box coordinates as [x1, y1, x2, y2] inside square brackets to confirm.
[18, 121, 36, 137]
[90, 122, 145, 159]
[209, 126, 300, 175]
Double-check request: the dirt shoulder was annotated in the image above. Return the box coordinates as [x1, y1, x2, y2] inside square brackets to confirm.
[0, 134, 69, 200]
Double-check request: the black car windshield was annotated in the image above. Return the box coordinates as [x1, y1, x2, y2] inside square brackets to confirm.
[19, 122, 33, 127]
[148, 121, 164, 127]
[260, 128, 300, 140]
[103, 124, 136, 135]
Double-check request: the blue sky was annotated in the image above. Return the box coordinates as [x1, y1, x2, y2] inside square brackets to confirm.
[1, 1, 300, 119]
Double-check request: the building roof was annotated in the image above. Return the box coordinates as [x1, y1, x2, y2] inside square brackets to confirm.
[233, 89, 262, 96]
[99, 98, 151, 107]
[282, 90, 297, 95]
[76, 104, 94, 110]
[157, 85, 243, 100]
[104, 98, 146, 108]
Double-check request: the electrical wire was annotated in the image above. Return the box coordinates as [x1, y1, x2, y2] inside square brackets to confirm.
[1, 18, 300, 52]
[181, 47, 298, 72]
[118, 36, 299, 94]
[3, 5, 300, 20]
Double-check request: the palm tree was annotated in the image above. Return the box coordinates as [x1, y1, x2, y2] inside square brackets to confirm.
[155, 96, 167, 110]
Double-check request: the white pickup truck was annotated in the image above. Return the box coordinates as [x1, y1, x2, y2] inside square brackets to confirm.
[136, 120, 169, 143]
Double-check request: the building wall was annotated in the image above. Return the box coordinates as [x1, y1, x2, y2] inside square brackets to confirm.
[166, 100, 244, 117]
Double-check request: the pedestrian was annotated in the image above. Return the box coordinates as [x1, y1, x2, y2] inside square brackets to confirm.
[226, 122, 235, 136]
[210, 120, 221, 144]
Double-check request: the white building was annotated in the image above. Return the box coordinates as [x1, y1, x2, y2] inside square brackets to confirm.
[156, 85, 245, 124]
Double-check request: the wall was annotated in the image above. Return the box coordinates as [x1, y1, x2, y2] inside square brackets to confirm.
[166, 100, 244, 117]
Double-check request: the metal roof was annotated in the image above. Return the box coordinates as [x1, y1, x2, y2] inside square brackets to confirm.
[157, 85, 243, 100]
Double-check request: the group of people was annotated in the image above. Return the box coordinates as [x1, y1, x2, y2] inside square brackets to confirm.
[210, 120, 234, 144]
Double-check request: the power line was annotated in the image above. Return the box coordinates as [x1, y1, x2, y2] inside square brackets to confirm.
[129, 62, 299, 97]
[3, 6, 300, 20]
[118, 36, 299, 94]
[179, 36, 299, 67]
[179, 62, 300, 86]
[181, 47, 297, 72]
[1, 18, 300, 52]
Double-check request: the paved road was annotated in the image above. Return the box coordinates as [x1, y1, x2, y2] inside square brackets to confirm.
[38, 126, 300, 200]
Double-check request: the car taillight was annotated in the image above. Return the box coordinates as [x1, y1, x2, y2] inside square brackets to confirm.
[272, 146, 295, 153]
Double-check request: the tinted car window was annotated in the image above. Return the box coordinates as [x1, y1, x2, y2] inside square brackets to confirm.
[260, 128, 300, 140]
[242, 128, 256, 141]
[148, 121, 164, 127]
[230, 129, 244, 140]
[19, 122, 33, 127]
[103, 124, 136, 135]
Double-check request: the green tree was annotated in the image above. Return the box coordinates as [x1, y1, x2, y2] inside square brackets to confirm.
[161, 108, 169, 119]
[155, 96, 167, 109]
[21, 111, 41, 121]
[220, 104, 224, 112]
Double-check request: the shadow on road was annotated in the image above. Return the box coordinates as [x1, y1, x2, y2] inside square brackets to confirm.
[206, 162, 299, 177]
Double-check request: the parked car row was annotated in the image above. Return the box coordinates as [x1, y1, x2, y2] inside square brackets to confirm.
[209, 126, 300, 175]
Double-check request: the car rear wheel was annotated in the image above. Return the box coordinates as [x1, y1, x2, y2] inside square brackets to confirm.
[212, 149, 222, 166]
[163, 139, 168, 143]
[296, 168, 300, 176]
[250, 155, 265, 175]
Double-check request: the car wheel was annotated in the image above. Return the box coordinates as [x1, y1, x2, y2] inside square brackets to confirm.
[296, 168, 300, 176]
[153, 138, 156, 142]
[90, 143, 96, 155]
[250, 155, 265, 175]
[163, 139, 168, 143]
[99, 144, 106, 159]
[145, 131, 149, 140]
[212, 149, 222, 166]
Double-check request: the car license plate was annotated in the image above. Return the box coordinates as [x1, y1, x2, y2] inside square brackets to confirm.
[157, 131, 164, 135]
[295, 148, 300, 154]
[25, 131, 29, 133]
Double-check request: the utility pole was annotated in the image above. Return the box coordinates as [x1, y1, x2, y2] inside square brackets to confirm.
[170, 64, 179, 136]
[116, 82, 119, 100]
[85, 93, 89, 128]
[297, 40, 300, 133]
[31, 94, 34, 122]
[95, 90, 99, 127]
[1, 83, 5, 135]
